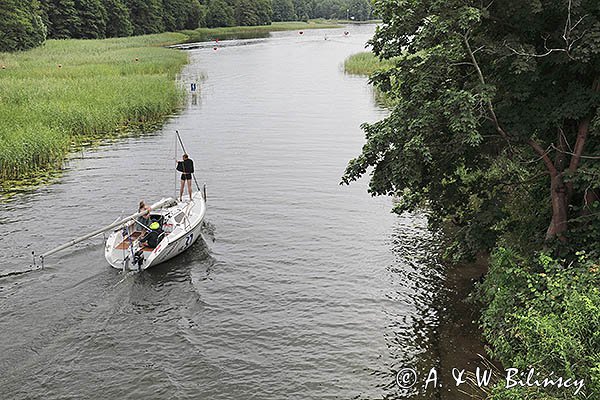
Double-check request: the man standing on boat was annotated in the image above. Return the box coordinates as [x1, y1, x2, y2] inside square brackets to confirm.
[177, 154, 194, 201]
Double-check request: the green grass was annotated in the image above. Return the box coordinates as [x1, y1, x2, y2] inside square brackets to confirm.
[343, 51, 394, 76]
[181, 21, 340, 42]
[0, 33, 188, 183]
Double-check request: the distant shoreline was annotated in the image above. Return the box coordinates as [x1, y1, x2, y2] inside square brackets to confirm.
[180, 20, 341, 43]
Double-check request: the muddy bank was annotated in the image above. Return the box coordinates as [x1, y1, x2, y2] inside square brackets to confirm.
[437, 257, 490, 399]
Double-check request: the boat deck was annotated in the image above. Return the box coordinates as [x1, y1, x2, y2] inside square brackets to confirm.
[114, 232, 155, 252]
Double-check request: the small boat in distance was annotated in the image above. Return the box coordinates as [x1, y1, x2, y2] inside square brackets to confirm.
[105, 190, 206, 271]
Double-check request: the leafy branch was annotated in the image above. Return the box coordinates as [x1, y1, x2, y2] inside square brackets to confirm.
[504, 0, 588, 59]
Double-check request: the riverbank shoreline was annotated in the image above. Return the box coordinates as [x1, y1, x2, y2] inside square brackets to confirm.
[437, 257, 491, 399]
[343, 52, 396, 108]
[181, 20, 340, 43]
[0, 33, 188, 194]
[343, 53, 493, 399]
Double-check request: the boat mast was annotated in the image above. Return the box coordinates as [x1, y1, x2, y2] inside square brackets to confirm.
[176, 130, 201, 191]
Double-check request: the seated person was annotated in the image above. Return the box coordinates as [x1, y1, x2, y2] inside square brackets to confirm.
[136, 200, 151, 231]
[139, 221, 163, 248]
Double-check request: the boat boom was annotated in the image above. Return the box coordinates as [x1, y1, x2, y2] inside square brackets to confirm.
[39, 197, 175, 260]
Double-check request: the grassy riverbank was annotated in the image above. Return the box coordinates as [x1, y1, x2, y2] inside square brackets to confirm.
[0, 33, 188, 184]
[181, 20, 339, 42]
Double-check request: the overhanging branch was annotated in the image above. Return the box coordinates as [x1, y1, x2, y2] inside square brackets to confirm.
[463, 34, 512, 145]
[528, 139, 558, 176]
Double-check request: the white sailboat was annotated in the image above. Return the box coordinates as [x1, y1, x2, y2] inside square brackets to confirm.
[104, 190, 206, 271]
[36, 131, 207, 271]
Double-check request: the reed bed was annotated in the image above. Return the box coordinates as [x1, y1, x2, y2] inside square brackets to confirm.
[181, 21, 339, 43]
[0, 33, 188, 182]
[343, 51, 394, 76]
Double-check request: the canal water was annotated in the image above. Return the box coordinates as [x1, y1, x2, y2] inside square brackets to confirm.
[0, 26, 482, 399]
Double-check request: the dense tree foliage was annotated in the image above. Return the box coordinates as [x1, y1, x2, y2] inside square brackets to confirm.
[344, 2, 600, 397]
[292, 0, 309, 21]
[73, 0, 108, 39]
[1, 0, 206, 46]
[184, 0, 204, 29]
[308, 0, 371, 20]
[346, 0, 370, 21]
[40, 0, 79, 39]
[205, 0, 235, 27]
[125, 0, 164, 35]
[478, 248, 600, 399]
[344, 0, 600, 259]
[103, 0, 133, 37]
[0, 0, 46, 52]
[1, 0, 374, 51]
[272, 0, 295, 22]
[162, 0, 204, 31]
[234, 0, 272, 26]
[192, 0, 375, 28]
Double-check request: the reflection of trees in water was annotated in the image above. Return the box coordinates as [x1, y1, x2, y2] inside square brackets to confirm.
[377, 212, 446, 399]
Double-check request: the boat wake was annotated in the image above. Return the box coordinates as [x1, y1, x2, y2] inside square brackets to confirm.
[0, 266, 42, 279]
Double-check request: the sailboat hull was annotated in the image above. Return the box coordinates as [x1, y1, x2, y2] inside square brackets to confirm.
[104, 191, 206, 271]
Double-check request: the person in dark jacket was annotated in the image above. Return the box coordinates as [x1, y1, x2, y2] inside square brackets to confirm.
[140, 221, 163, 248]
[176, 154, 194, 201]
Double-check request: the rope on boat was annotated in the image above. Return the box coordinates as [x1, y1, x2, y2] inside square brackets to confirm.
[174, 131, 179, 200]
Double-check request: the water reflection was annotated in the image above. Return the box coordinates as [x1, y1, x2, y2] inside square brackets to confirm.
[379, 214, 446, 399]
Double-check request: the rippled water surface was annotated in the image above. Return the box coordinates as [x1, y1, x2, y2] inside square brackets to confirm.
[0, 26, 461, 399]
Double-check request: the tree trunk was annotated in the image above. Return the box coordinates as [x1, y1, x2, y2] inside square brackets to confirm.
[565, 118, 590, 202]
[546, 173, 568, 242]
[528, 138, 568, 242]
